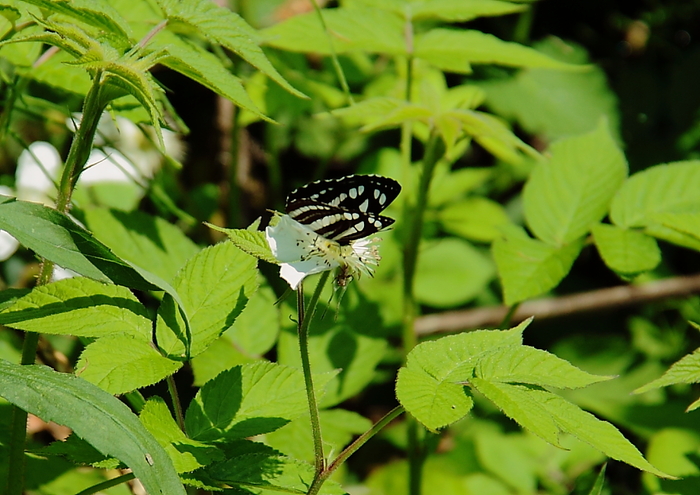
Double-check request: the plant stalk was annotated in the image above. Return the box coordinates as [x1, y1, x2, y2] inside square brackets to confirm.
[401, 131, 445, 495]
[4, 69, 108, 495]
[297, 271, 331, 477]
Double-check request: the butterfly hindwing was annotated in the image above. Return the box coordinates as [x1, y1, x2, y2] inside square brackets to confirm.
[285, 175, 400, 244]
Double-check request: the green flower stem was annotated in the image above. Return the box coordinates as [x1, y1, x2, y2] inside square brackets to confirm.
[5, 70, 108, 495]
[297, 271, 331, 477]
[499, 303, 521, 329]
[75, 472, 136, 495]
[401, 131, 445, 495]
[307, 406, 405, 495]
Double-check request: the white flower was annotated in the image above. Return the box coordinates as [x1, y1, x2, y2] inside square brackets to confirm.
[265, 214, 381, 290]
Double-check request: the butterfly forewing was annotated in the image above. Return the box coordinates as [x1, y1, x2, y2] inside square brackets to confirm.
[285, 175, 400, 244]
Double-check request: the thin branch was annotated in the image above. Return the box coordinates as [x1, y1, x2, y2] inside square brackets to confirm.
[415, 273, 700, 336]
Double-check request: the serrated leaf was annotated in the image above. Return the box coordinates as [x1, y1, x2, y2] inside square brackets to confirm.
[0, 360, 186, 495]
[610, 161, 700, 251]
[414, 29, 586, 74]
[396, 366, 474, 431]
[185, 361, 334, 441]
[154, 31, 269, 121]
[538, 392, 671, 478]
[438, 197, 510, 242]
[591, 223, 661, 276]
[156, 0, 303, 98]
[0, 198, 160, 290]
[76, 335, 182, 395]
[396, 323, 528, 429]
[474, 345, 613, 389]
[524, 121, 628, 246]
[492, 227, 583, 305]
[414, 238, 495, 308]
[21, 0, 132, 46]
[478, 38, 620, 140]
[205, 223, 278, 264]
[84, 208, 200, 284]
[38, 434, 121, 469]
[261, 6, 405, 55]
[0, 277, 151, 339]
[156, 242, 258, 359]
[206, 440, 344, 495]
[634, 348, 700, 394]
[470, 380, 562, 447]
[140, 397, 223, 473]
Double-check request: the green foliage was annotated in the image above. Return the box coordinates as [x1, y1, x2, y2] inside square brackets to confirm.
[2, 0, 697, 493]
[0, 361, 185, 494]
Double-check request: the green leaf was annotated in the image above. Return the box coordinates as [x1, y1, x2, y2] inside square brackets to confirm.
[478, 38, 620, 140]
[475, 345, 613, 389]
[0, 277, 151, 339]
[260, 6, 405, 55]
[156, 242, 258, 359]
[492, 227, 583, 305]
[185, 361, 331, 441]
[634, 348, 700, 395]
[0, 198, 160, 290]
[470, 380, 562, 447]
[206, 440, 344, 495]
[428, 167, 492, 207]
[76, 336, 182, 395]
[21, 0, 132, 46]
[140, 397, 223, 473]
[396, 366, 474, 432]
[396, 322, 527, 430]
[414, 29, 587, 74]
[438, 197, 510, 242]
[154, 31, 269, 121]
[265, 409, 371, 463]
[409, 0, 528, 22]
[537, 392, 671, 478]
[38, 434, 120, 469]
[610, 161, 700, 250]
[654, 211, 700, 242]
[156, 0, 304, 98]
[646, 429, 700, 479]
[84, 208, 200, 284]
[591, 223, 661, 276]
[523, 121, 628, 246]
[0, 360, 186, 495]
[414, 238, 495, 308]
[205, 223, 278, 264]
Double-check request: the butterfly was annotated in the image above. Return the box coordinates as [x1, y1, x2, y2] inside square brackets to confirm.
[285, 174, 401, 245]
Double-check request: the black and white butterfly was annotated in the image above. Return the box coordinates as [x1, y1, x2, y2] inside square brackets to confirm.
[285, 174, 401, 245]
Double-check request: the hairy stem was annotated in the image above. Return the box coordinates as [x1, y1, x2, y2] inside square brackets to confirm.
[297, 271, 331, 478]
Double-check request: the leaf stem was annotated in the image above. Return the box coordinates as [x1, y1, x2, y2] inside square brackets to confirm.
[74, 472, 136, 495]
[166, 374, 186, 431]
[307, 406, 405, 495]
[297, 271, 331, 477]
[5, 70, 108, 495]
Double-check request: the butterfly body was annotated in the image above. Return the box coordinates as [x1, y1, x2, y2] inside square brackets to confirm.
[285, 175, 401, 245]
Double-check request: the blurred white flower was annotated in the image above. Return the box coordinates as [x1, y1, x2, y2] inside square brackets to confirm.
[15, 141, 62, 204]
[265, 214, 380, 290]
[0, 185, 19, 261]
